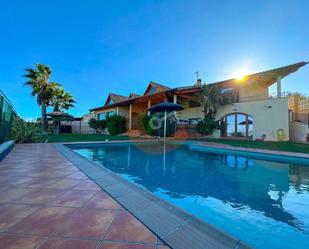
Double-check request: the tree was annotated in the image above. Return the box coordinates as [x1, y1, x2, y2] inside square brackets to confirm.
[198, 84, 235, 135]
[287, 92, 306, 100]
[88, 118, 99, 133]
[24, 64, 56, 133]
[50, 86, 75, 134]
[200, 84, 235, 119]
[98, 120, 107, 133]
[50, 86, 75, 112]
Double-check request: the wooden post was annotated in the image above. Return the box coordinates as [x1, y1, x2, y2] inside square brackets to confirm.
[129, 104, 132, 130]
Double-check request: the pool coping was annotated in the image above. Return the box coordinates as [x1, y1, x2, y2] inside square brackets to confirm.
[0, 140, 14, 162]
[53, 142, 251, 249]
[190, 142, 309, 165]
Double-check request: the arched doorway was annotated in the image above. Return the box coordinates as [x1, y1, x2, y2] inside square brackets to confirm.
[220, 113, 253, 138]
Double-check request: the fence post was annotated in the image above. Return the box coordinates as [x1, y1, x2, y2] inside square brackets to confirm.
[0, 95, 3, 142]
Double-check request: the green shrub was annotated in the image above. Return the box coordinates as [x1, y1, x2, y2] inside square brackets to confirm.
[88, 118, 107, 134]
[143, 114, 157, 136]
[10, 117, 41, 143]
[198, 112, 219, 135]
[106, 115, 126, 135]
[88, 118, 99, 133]
[143, 112, 177, 137]
[98, 120, 107, 133]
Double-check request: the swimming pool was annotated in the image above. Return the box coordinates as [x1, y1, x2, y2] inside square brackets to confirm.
[73, 142, 309, 249]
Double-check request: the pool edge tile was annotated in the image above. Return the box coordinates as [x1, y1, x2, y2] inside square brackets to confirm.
[53, 143, 253, 249]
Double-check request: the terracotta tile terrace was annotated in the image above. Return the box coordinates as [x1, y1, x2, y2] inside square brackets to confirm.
[0, 144, 169, 249]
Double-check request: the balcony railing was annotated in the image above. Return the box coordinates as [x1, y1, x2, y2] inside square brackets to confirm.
[238, 91, 290, 103]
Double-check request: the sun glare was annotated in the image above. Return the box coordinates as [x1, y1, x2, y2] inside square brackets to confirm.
[234, 69, 248, 81]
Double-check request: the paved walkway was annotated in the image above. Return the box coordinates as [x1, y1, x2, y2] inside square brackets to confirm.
[0, 144, 168, 249]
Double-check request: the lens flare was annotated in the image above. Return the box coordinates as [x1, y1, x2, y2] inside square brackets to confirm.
[234, 69, 248, 81]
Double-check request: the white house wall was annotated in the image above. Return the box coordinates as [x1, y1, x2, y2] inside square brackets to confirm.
[176, 98, 204, 119]
[213, 98, 289, 141]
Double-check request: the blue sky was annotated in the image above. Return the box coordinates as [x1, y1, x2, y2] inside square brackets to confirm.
[0, 0, 308, 118]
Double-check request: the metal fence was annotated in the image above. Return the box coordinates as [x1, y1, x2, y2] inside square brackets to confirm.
[0, 90, 16, 143]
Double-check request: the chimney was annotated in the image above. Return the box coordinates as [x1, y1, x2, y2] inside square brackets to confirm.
[195, 78, 202, 86]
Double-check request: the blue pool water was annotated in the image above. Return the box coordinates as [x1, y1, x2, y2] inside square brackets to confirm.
[73, 142, 309, 249]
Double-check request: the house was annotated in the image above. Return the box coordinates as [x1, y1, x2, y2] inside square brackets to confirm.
[90, 61, 308, 141]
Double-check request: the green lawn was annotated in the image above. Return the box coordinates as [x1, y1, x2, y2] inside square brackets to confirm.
[46, 133, 132, 143]
[199, 138, 309, 154]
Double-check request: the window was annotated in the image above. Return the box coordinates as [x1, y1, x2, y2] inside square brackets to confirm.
[188, 101, 201, 108]
[221, 87, 234, 94]
[149, 87, 155, 94]
[97, 113, 106, 120]
[221, 113, 253, 137]
[189, 118, 202, 125]
[107, 111, 115, 117]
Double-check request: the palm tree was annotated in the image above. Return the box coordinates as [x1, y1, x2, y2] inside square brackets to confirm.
[200, 84, 235, 118]
[197, 83, 235, 135]
[50, 87, 75, 135]
[24, 64, 58, 133]
[50, 87, 75, 112]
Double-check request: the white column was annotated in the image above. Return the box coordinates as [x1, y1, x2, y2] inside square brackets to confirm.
[116, 106, 119, 115]
[173, 95, 177, 117]
[173, 95, 177, 103]
[147, 99, 151, 116]
[164, 110, 167, 139]
[277, 76, 282, 98]
[129, 104, 132, 130]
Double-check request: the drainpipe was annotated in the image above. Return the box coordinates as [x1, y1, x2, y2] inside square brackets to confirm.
[277, 76, 282, 98]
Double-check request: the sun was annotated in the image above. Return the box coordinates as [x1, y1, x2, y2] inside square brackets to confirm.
[234, 69, 248, 81]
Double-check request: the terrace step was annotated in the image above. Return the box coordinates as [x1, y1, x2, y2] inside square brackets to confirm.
[123, 129, 141, 137]
[174, 127, 202, 139]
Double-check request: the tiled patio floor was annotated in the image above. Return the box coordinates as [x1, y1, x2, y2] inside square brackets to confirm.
[0, 144, 169, 249]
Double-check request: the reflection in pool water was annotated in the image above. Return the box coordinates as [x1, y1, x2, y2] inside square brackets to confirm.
[74, 142, 309, 249]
